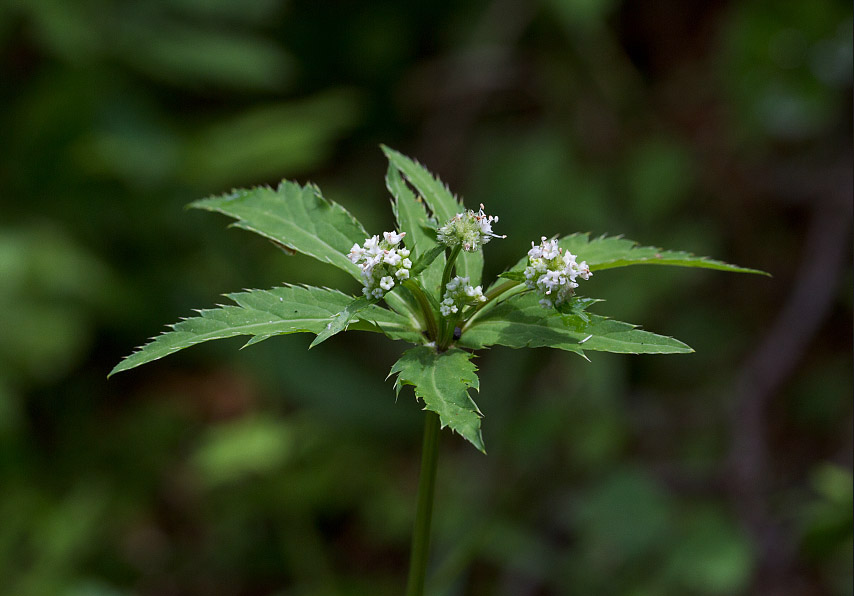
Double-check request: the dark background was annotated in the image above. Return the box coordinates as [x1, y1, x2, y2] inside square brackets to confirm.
[1, 1, 851, 595]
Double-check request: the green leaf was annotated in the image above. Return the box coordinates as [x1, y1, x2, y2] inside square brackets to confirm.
[381, 146, 484, 285]
[110, 286, 419, 376]
[503, 233, 767, 279]
[191, 181, 368, 280]
[556, 296, 603, 323]
[182, 92, 362, 186]
[410, 245, 446, 278]
[498, 270, 527, 282]
[389, 346, 484, 452]
[309, 296, 373, 348]
[559, 234, 768, 275]
[560, 234, 769, 274]
[459, 293, 693, 356]
[387, 164, 444, 291]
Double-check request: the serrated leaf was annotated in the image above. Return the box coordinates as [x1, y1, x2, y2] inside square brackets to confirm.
[191, 181, 368, 280]
[382, 146, 484, 285]
[386, 166, 436, 253]
[309, 296, 372, 348]
[111, 286, 419, 376]
[389, 346, 484, 452]
[459, 293, 693, 356]
[503, 233, 767, 281]
[387, 164, 445, 292]
[556, 296, 602, 324]
[559, 234, 769, 274]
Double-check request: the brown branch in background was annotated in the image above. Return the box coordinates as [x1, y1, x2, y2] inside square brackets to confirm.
[728, 155, 852, 592]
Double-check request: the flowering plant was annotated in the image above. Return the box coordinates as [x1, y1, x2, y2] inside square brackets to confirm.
[111, 146, 764, 595]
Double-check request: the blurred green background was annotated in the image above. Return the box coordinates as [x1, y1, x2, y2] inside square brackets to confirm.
[1, 1, 851, 594]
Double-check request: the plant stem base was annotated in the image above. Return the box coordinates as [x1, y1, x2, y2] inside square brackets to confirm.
[405, 411, 441, 596]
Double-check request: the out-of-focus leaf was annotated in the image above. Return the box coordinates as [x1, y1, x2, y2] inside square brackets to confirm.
[9, 487, 108, 596]
[120, 23, 293, 90]
[382, 146, 484, 285]
[721, 0, 849, 143]
[0, 380, 20, 436]
[110, 286, 418, 376]
[545, 0, 619, 28]
[169, 0, 281, 23]
[626, 138, 694, 222]
[801, 464, 854, 559]
[191, 417, 294, 486]
[576, 469, 672, 560]
[0, 226, 110, 383]
[20, 0, 101, 62]
[183, 92, 362, 186]
[389, 347, 484, 452]
[191, 180, 367, 280]
[665, 507, 754, 594]
[460, 293, 693, 355]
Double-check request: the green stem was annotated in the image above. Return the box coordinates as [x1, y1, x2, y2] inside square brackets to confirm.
[403, 279, 439, 341]
[460, 280, 521, 332]
[405, 411, 441, 596]
[440, 245, 462, 293]
[438, 245, 462, 347]
[484, 279, 521, 302]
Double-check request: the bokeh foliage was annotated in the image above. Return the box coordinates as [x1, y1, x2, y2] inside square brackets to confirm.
[0, 0, 851, 594]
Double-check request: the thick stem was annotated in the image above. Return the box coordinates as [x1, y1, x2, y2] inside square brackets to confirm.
[405, 411, 441, 596]
[403, 279, 439, 341]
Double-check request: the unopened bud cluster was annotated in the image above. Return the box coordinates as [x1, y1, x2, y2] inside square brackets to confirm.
[524, 237, 592, 309]
[440, 276, 486, 317]
[348, 231, 412, 299]
[437, 204, 505, 252]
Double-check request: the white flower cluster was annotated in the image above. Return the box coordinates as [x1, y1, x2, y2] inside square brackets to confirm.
[348, 231, 412, 299]
[524, 237, 592, 309]
[440, 276, 486, 317]
[437, 204, 505, 252]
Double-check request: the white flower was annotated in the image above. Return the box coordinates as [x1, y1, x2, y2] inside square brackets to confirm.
[349, 230, 413, 299]
[383, 250, 402, 266]
[348, 243, 366, 263]
[440, 275, 487, 318]
[364, 235, 381, 253]
[437, 204, 505, 252]
[524, 236, 592, 309]
[383, 230, 406, 245]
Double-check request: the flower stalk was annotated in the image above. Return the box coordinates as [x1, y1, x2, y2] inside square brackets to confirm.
[403, 279, 439, 342]
[405, 410, 441, 596]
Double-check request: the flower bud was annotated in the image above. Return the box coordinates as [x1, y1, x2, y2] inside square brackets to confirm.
[437, 204, 505, 252]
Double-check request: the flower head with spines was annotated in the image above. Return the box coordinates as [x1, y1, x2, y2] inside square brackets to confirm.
[437, 204, 505, 252]
[524, 236, 592, 309]
[440, 276, 486, 317]
[348, 231, 412, 299]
